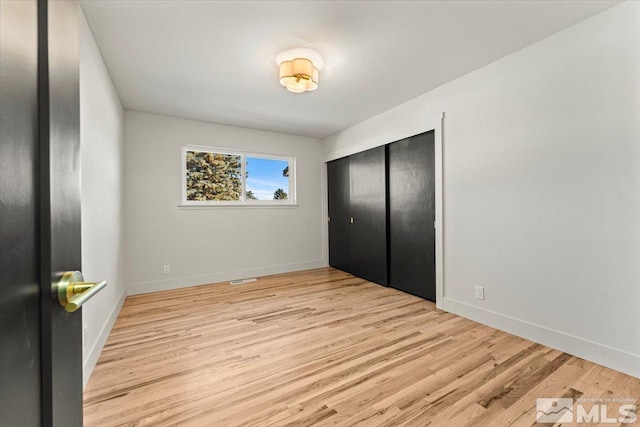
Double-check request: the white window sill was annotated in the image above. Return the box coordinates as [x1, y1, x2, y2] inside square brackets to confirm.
[178, 204, 299, 210]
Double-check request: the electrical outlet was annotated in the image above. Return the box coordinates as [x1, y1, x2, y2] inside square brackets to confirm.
[475, 286, 485, 300]
[163, 264, 171, 274]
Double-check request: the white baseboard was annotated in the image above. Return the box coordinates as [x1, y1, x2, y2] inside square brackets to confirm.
[127, 259, 327, 296]
[83, 288, 127, 388]
[443, 297, 640, 379]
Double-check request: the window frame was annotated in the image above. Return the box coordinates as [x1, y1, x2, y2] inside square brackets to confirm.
[181, 145, 296, 207]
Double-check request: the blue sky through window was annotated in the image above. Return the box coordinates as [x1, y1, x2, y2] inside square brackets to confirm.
[246, 157, 289, 200]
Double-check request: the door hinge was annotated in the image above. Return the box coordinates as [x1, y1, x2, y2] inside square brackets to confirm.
[328, 216, 331, 222]
[434, 221, 436, 229]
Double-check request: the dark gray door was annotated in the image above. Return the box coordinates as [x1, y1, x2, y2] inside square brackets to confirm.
[0, 1, 42, 425]
[1, 0, 83, 425]
[349, 147, 387, 286]
[327, 157, 351, 272]
[45, 1, 83, 424]
[388, 131, 436, 301]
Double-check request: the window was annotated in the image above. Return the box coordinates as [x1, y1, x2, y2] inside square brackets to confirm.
[181, 145, 295, 206]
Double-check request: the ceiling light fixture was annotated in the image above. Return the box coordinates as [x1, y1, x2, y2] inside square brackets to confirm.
[276, 48, 323, 94]
[279, 58, 318, 93]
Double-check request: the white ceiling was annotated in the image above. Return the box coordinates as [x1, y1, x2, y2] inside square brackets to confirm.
[80, 0, 620, 139]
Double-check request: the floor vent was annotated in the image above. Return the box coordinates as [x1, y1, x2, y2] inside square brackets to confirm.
[230, 278, 257, 285]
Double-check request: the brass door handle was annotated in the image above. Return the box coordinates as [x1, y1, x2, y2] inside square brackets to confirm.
[56, 271, 107, 312]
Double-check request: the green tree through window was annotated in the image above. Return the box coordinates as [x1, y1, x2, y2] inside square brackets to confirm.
[185, 151, 242, 201]
[273, 188, 288, 200]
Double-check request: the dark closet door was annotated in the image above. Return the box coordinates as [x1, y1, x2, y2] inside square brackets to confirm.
[388, 131, 436, 301]
[349, 147, 387, 285]
[327, 157, 351, 271]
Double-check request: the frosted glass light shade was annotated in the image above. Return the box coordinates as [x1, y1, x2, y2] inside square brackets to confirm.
[279, 57, 319, 93]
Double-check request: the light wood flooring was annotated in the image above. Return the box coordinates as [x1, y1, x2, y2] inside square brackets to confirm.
[84, 268, 640, 426]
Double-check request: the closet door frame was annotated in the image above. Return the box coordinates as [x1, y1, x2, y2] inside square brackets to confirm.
[323, 112, 445, 309]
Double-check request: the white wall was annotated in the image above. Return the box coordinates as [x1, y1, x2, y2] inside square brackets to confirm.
[79, 9, 126, 387]
[123, 111, 325, 295]
[324, 1, 640, 378]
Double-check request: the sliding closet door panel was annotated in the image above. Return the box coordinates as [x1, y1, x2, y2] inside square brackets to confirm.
[327, 157, 351, 271]
[350, 147, 387, 285]
[388, 131, 436, 301]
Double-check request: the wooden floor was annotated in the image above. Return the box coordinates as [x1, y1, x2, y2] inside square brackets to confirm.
[84, 268, 639, 426]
